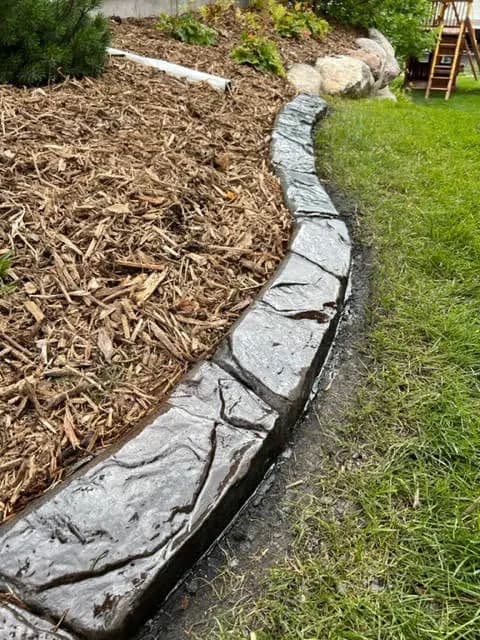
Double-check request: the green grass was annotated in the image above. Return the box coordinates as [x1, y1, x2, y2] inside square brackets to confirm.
[0, 251, 12, 295]
[206, 78, 480, 639]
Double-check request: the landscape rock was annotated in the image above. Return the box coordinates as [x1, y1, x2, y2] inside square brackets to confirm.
[368, 28, 401, 83]
[349, 49, 384, 82]
[0, 603, 76, 639]
[352, 38, 387, 83]
[315, 55, 375, 97]
[0, 363, 280, 639]
[287, 63, 323, 95]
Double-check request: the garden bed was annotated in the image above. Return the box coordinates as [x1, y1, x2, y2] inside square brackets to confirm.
[0, 10, 355, 523]
[0, 58, 293, 522]
[111, 10, 357, 76]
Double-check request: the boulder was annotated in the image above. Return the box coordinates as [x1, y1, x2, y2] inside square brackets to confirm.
[314, 55, 374, 98]
[287, 63, 322, 95]
[349, 47, 384, 82]
[368, 28, 401, 84]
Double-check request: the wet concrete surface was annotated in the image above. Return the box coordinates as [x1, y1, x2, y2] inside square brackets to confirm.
[133, 185, 372, 640]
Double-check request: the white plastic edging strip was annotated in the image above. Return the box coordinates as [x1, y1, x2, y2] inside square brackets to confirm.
[108, 47, 232, 91]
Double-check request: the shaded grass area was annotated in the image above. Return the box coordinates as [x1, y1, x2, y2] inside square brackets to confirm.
[208, 78, 480, 639]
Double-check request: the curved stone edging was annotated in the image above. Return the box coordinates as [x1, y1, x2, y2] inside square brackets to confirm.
[0, 94, 351, 640]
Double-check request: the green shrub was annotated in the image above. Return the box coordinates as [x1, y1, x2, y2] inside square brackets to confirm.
[237, 9, 264, 34]
[314, 0, 434, 59]
[231, 33, 285, 76]
[157, 12, 218, 45]
[270, 2, 329, 39]
[199, 0, 233, 24]
[0, 0, 110, 87]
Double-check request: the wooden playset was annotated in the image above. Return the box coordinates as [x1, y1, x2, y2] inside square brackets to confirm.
[405, 0, 480, 99]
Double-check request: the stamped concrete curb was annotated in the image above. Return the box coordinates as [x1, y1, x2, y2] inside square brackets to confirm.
[0, 94, 351, 640]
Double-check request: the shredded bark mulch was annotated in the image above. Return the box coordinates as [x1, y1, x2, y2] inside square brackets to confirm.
[0, 12, 356, 522]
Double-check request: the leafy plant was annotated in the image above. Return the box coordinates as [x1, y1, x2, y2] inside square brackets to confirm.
[157, 11, 217, 45]
[270, 2, 329, 39]
[231, 33, 285, 76]
[0, 251, 13, 295]
[313, 0, 434, 59]
[236, 9, 264, 34]
[199, 0, 233, 24]
[0, 0, 110, 87]
[0, 251, 12, 280]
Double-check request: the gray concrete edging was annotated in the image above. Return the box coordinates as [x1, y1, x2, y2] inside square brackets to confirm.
[0, 94, 351, 640]
[108, 47, 232, 91]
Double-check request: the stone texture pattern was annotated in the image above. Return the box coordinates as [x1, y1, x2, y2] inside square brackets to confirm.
[0, 364, 280, 639]
[290, 218, 351, 279]
[214, 253, 346, 418]
[0, 603, 76, 639]
[273, 96, 337, 219]
[368, 28, 401, 83]
[287, 63, 323, 95]
[0, 93, 352, 640]
[315, 55, 375, 98]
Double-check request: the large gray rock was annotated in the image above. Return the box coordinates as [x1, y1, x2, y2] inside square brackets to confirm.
[315, 55, 375, 98]
[0, 603, 76, 639]
[287, 63, 323, 95]
[368, 28, 401, 84]
[0, 362, 280, 639]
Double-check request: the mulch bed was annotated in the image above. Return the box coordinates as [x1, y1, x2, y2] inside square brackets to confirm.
[0, 10, 356, 522]
[111, 10, 357, 77]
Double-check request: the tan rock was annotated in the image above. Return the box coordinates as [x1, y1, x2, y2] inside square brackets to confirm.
[287, 63, 322, 95]
[315, 55, 374, 98]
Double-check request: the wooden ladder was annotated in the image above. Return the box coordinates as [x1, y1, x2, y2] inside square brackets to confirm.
[425, 0, 479, 99]
[426, 21, 465, 98]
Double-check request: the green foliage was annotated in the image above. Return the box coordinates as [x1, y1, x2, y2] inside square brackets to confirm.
[231, 33, 285, 76]
[270, 1, 329, 40]
[0, 0, 110, 87]
[236, 9, 264, 34]
[314, 0, 434, 59]
[199, 0, 233, 24]
[157, 11, 217, 45]
[0, 251, 13, 295]
[0, 252, 12, 280]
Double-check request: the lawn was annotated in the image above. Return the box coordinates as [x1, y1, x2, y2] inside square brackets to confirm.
[208, 77, 480, 639]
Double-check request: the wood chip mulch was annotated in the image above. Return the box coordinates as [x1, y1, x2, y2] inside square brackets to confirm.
[0, 14, 356, 522]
